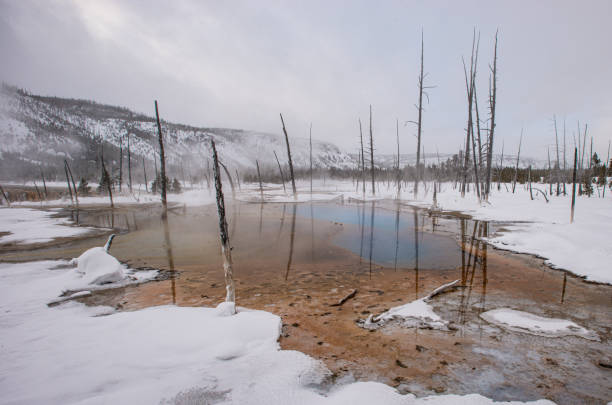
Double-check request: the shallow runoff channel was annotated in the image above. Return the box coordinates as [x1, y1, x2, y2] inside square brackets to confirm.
[2, 200, 611, 404]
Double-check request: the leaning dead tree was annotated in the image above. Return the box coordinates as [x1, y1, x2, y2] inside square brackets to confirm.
[211, 140, 236, 310]
[273, 150, 286, 193]
[570, 147, 577, 223]
[155, 100, 168, 214]
[219, 161, 236, 199]
[64, 160, 79, 209]
[280, 113, 297, 198]
[0, 184, 10, 206]
[256, 159, 264, 200]
[484, 30, 498, 200]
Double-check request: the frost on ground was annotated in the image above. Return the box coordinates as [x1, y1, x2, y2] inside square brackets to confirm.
[0, 261, 555, 405]
[361, 280, 459, 330]
[0, 207, 95, 244]
[480, 308, 599, 341]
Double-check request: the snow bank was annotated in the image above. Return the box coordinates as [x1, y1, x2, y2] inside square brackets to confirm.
[362, 281, 459, 330]
[73, 246, 125, 285]
[0, 207, 94, 244]
[480, 308, 598, 341]
[0, 260, 556, 405]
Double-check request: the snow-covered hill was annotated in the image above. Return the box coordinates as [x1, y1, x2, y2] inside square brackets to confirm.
[0, 84, 354, 181]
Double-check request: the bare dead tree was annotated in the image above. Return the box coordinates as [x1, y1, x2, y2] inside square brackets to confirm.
[118, 139, 123, 193]
[414, 30, 425, 198]
[497, 140, 504, 191]
[484, 30, 498, 200]
[63, 161, 74, 205]
[553, 115, 560, 195]
[461, 30, 477, 198]
[127, 132, 132, 193]
[369, 104, 375, 195]
[155, 100, 167, 214]
[143, 157, 148, 192]
[0, 184, 10, 206]
[273, 150, 286, 193]
[309, 122, 313, 195]
[570, 147, 577, 223]
[211, 139, 236, 309]
[256, 159, 264, 200]
[64, 160, 78, 209]
[528, 165, 533, 200]
[512, 129, 523, 193]
[219, 161, 235, 199]
[280, 113, 297, 198]
[100, 148, 114, 209]
[40, 167, 48, 199]
[359, 118, 366, 196]
[396, 118, 401, 196]
[235, 169, 241, 191]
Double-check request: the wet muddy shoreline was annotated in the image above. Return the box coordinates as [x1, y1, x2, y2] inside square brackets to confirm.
[1, 201, 610, 404]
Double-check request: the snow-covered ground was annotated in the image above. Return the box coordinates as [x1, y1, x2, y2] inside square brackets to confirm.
[0, 259, 556, 404]
[0, 207, 96, 244]
[480, 308, 598, 341]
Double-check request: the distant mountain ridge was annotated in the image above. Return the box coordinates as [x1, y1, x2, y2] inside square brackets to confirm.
[0, 84, 354, 181]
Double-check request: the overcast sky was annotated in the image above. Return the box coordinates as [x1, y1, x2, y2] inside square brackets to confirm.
[1, 0, 611, 159]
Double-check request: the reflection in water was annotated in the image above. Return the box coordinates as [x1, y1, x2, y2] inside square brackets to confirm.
[368, 201, 375, 279]
[162, 214, 176, 304]
[310, 203, 315, 262]
[285, 204, 297, 281]
[561, 272, 567, 303]
[457, 219, 489, 326]
[277, 204, 286, 243]
[393, 204, 400, 272]
[413, 207, 419, 299]
[298, 203, 460, 269]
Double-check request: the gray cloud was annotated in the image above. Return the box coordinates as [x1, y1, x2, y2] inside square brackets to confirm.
[1, 0, 611, 159]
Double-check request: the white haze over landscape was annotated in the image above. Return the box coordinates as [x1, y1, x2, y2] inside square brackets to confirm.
[0, 2, 611, 404]
[1, 0, 612, 157]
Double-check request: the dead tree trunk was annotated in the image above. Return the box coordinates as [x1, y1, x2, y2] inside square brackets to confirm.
[155, 100, 168, 213]
[40, 167, 48, 199]
[143, 157, 148, 192]
[211, 140, 236, 308]
[64, 160, 79, 209]
[63, 161, 74, 205]
[484, 30, 498, 200]
[309, 123, 313, 195]
[219, 161, 236, 199]
[359, 119, 366, 196]
[256, 159, 264, 201]
[414, 31, 425, 198]
[528, 165, 533, 200]
[461, 31, 477, 198]
[0, 184, 10, 206]
[512, 129, 523, 193]
[280, 113, 297, 198]
[570, 147, 577, 223]
[235, 169, 241, 191]
[396, 118, 401, 196]
[119, 140, 123, 193]
[369, 104, 375, 195]
[553, 115, 560, 196]
[273, 150, 286, 193]
[100, 149, 114, 209]
[127, 133, 132, 193]
[497, 140, 504, 191]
